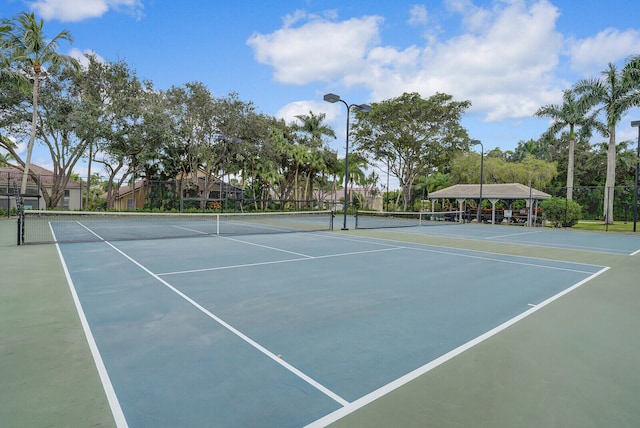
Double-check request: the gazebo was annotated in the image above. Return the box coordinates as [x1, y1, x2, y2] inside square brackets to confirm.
[427, 183, 551, 225]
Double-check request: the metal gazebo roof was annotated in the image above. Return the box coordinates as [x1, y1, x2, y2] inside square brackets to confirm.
[428, 183, 551, 201]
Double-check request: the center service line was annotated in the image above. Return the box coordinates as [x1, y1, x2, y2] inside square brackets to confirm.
[103, 240, 350, 407]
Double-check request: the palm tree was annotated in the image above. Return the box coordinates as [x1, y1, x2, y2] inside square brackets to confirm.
[289, 144, 309, 208]
[1, 24, 29, 160]
[1, 24, 28, 90]
[254, 158, 280, 210]
[327, 154, 343, 210]
[0, 149, 15, 166]
[293, 111, 336, 148]
[574, 63, 637, 223]
[623, 54, 640, 88]
[293, 112, 336, 207]
[303, 149, 326, 206]
[535, 89, 604, 200]
[511, 139, 551, 162]
[623, 55, 640, 118]
[339, 153, 367, 209]
[2, 12, 79, 195]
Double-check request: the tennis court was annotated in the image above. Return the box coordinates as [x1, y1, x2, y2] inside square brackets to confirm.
[354, 210, 640, 255]
[391, 223, 640, 255]
[56, 220, 605, 427]
[3, 213, 640, 428]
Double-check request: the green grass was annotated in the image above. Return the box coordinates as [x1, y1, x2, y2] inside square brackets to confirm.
[572, 219, 639, 233]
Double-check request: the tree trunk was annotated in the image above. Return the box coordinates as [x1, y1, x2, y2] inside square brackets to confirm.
[20, 73, 39, 195]
[401, 181, 412, 211]
[85, 142, 93, 209]
[603, 127, 616, 224]
[566, 137, 574, 201]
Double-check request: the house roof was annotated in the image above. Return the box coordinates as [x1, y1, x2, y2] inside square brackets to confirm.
[103, 177, 243, 199]
[106, 179, 147, 198]
[0, 165, 82, 187]
[428, 183, 551, 200]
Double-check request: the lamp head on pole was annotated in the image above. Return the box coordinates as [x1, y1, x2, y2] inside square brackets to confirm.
[632, 120, 640, 128]
[323, 93, 341, 103]
[324, 93, 371, 112]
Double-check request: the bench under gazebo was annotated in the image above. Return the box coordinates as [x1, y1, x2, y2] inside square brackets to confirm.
[427, 183, 551, 225]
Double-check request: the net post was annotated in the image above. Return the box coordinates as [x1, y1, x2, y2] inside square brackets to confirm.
[13, 181, 24, 245]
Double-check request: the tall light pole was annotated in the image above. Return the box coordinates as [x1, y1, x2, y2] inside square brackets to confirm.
[324, 93, 371, 230]
[470, 140, 484, 223]
[377, 150, 390, 212]
[631, 121, 640, 232]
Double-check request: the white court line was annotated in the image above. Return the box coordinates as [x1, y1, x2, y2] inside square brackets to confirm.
[159, 257, 310, 276]
[391, 242, 599, 275]
[74, 220, 104, 240]
[487, 230, 543, 239]
[244, 229, 637, 257]
[158, 247, 404, 276]
[171, 225, 210, 235]
[105, 240, 350, 407]
[221, 235, 315, 258]
[72, 222, 350, 406]
[53, 224, 129, 428]
[386, 225, 635, 255]
[306, 265, 611, 428]
[212, 232, 599, 276]
[332, 232, 608, 271]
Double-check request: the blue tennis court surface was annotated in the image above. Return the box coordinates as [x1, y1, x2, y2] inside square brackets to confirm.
[57, 232, 607, 427]
[379, 223, 640, 255]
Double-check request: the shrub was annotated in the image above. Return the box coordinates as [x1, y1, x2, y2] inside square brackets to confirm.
[540, 197, 582, 227]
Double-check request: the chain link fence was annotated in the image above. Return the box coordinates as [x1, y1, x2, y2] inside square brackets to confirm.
[542, 185, 638, 225]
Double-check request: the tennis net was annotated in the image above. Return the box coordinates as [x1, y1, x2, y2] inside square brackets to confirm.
[355, 210, 467, 229]
[19, 210, 334, 244]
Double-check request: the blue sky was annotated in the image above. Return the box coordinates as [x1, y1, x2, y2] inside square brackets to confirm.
[3, 0, 640, 186]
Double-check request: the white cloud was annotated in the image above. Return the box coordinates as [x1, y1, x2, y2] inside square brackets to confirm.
[250, 1, 639, 125]
[444, 0, 473, 14]
[408, 5, 428, 26]
[275, 100, 336, 125]
[28, 0, 143, 22]
[275, 101, 344, 152]
[248, 1, 567, 122]
[567, 28, 640, 76]
[247, 15, 383, 85]
[350, 0, 565, 121]
[282, 9, 309, 28]
[422, 0, 565, 120]
[68, 48, 105, 69]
